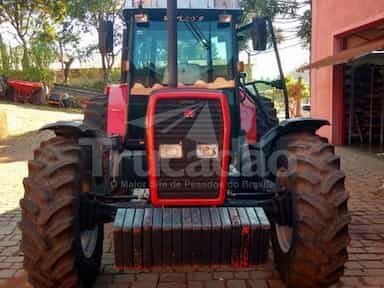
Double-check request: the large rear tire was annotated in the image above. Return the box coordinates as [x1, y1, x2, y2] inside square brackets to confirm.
[271, 132, 350, 288]
[20, 137, 104, 288]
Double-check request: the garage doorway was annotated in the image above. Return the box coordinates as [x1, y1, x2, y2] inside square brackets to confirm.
[344, 53, 384, 154]
[341, 21, 384, 154]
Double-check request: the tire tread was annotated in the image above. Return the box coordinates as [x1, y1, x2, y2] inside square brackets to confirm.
[272, 132, 350, 288]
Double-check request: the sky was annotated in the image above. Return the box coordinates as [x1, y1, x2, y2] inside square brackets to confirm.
[239, 1, 311, 79]
[239, 39, 310, 80]
[0, 1, 311, 79]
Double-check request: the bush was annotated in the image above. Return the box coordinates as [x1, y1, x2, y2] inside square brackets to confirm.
[1, 42, 56, 86]
[110, 68, 121, 83]
[69, 76, 105, 91]
[67, 68, 121, 91]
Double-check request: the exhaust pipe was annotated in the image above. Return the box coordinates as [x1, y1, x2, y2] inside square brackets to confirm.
[167, 0, 178, 88]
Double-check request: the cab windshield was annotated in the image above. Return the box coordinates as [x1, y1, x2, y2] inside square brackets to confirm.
[132, 21, 234, 87]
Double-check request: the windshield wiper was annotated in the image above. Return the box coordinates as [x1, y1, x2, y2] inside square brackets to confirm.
[184, 22, 210, 49]
[183, 22, 214, 82]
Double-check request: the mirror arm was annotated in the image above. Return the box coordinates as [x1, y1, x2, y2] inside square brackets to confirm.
[267, 17, 290, 119]
[236, 22, 253, 34]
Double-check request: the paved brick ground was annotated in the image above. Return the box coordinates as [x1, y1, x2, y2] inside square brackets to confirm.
[0, 146, 383, 287]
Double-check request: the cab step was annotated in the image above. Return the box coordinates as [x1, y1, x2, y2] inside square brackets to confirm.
[113, 207, 270, 270]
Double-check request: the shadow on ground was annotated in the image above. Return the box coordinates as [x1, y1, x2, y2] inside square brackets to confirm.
[0, 130, 53, 164]
[0, 148, 384, 288]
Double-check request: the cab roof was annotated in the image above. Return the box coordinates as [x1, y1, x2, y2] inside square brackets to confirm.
[124, 0, 241, 10]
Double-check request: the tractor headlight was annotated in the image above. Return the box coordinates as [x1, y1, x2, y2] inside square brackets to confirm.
[159, 144, 183, 159]
[197, 144, 218, 159]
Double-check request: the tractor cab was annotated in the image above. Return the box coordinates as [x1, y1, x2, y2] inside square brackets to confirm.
[116, 0, 248, 144]
[123, 6, 239, 91]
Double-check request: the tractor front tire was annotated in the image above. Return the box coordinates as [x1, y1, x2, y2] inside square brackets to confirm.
[20, 137, 103, 288]
[271, 132, 350, 288]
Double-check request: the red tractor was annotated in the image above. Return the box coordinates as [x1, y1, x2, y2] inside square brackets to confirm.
[20, 1, 350, 287]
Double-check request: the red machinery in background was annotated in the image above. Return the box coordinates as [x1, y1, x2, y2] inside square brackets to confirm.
[6, 80, 44, 104]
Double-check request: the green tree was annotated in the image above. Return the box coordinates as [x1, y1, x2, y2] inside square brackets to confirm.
[239, 0, 299, 51]
[0, 0, 66, 70]
[285, 74, 309, 99]
[0, 0, 94, 83]
[68, 0, 124, 84]
[0, 34, 11, 74]
[241, 0, 313, 48]
[28, 41, 56, 83]
[55, 21, 81, 84]
[241, 0, 298, 21]
[53, 1, 97, 84]
[297, 6, 312, 47]
[0, 1, 35, 69]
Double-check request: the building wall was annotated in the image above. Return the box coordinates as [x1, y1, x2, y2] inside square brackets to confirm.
[311, 0, 384, 144]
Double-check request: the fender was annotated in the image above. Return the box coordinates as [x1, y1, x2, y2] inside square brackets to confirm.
[253, 118, 329, 175]
[105, 84, 129, 140]
[40, 121, 100, 137]
[262, 118, 328, 142]
[257, 118, 329, 150]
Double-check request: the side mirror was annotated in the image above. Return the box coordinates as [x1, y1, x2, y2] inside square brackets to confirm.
[302, 104, 311, 112]
[251, 17, 268, 51]
[99, 20, 114, 54]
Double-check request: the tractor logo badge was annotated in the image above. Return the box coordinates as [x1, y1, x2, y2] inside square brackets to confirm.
[183, 109, 196, 119]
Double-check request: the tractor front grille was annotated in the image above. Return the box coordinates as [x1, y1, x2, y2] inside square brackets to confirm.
[153, 98, 224, 200]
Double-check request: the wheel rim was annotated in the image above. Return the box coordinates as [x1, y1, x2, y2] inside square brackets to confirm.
[275, 224, 293, 253]
[81, 227, 98, 259]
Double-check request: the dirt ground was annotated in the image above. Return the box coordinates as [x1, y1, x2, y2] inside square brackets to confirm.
[0, 102, 384, 288]
[0, 103, 82, 212]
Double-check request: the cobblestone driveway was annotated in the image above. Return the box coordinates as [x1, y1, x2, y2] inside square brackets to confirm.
[0, 104, 383, 287]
